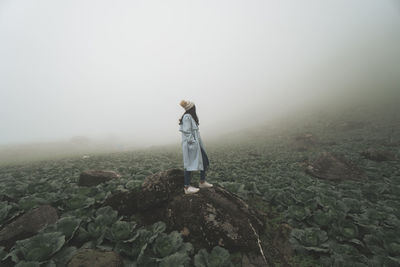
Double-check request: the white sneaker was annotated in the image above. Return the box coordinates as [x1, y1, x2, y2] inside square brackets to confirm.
[199, 181, 213, 188]
[184, 186, 200, 194]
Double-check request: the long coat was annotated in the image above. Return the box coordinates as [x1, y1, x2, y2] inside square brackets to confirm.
[179, 113, 208, 171]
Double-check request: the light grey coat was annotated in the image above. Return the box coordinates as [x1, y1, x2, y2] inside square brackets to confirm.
[179, 113, 206, 171]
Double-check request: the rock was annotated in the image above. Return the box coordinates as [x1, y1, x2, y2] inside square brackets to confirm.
[78, 170, 121, 186]
[0, 205, 58, 250]
[292, 133, 319, 151]
[382, 140, 400, 147]
[67, 249, 123, 267]
[248, 152, 261, 157]
[322, 141, 337, 146]
[335, 121, 366, 131]
[305, 152, 365, 181]
[242, 253, 270, 267]
[167, 186, 265, 251]
[361, 148, 396, 162]
[0, 195, 15, 203]
[104, 169, 266, 254]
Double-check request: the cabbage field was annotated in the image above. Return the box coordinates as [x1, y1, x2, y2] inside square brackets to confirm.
[0, 106, 399, 266]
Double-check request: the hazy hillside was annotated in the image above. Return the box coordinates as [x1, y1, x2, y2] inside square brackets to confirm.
[1, 94, 400, 266]
[1, 92, 398, 166]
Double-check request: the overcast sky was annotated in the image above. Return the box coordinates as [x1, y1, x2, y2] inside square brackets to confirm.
[1, 0, 399, 146]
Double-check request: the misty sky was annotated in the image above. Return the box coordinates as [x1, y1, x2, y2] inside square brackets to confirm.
[1, 0, 399, 146]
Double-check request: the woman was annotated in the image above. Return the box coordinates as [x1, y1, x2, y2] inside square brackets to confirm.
[179, 100, 213, 194]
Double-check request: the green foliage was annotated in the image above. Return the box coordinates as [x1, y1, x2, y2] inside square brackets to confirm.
[154, 231, 194, 266]
[10, 232, 65, 263]
[194, 246, 233, 267]
[64, 194, 95, 210]
[153, 231, 186, 258]
[287, 205, 311, 221]
[41, 216, 81, 242]
[0, 246, 7, 260]
[1, 109, 399, 266]
[0, 201, 13, 223]
[289, 227, 329, 253]
[50, 246, 78, 267]
[94, 206, 119, 226]
[105, 220, 137, 242]
[15, 261, 41, 267]
[114, 221, 167, 262]
[158, 251, 191, 267]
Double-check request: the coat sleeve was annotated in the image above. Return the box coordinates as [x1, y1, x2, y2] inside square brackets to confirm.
[180, 115, 195, 144]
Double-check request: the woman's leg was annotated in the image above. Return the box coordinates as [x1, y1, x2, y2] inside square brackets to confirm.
[200, 147, 209, 182]
[200, 169, 206, 182]
[184, 170, 191, 187]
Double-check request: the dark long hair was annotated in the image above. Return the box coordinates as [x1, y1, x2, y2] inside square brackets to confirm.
[178, 105, 199, 126]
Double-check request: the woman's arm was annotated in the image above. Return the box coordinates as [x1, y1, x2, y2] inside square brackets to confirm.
[180, 115, 196, 144]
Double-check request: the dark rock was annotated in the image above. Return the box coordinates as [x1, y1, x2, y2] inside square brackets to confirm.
[0, 195, 15, 203]
[335, 121, 366, 131]
[382, 140, 400, 147]
[104, 169, 266, 254]
[305, 152, 365, 181]
[248, 152, 261, 157]
[167, 186, 265, 251]
[292, 133, 319, 151]
[361, 148, 396, 162]
[0, 205, 58, 250]
[67, 249, 123, 267]
[242, 253, 270, 267]
[322, 141, 337, 146]
[295, 146, 308, 152]
[78, 170, 121, 186]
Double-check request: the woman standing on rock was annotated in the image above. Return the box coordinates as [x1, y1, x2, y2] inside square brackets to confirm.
[179, 100, 213, 194]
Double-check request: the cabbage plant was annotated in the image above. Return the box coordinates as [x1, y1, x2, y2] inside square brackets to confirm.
[289, 227, 329, 253]
[7, 232, 65, 264]
[194, 246, 232, 267]
[105, 220, 137, 242]
[41, 216, 82, 242]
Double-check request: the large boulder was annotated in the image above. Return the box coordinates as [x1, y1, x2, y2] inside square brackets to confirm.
[0, 205, 58, 250]
[361, 148, 396, 162]
[305, 152, 365, 181]
[78, 170, 121, 186]
[67, 249, 123, 267]
[104, 169, 266, 254]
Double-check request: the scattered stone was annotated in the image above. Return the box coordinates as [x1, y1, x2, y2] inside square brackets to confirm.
[335, 121, 366, 131]
[0, 195, 15, 203]
[181, 226, 190, 237]
[0, 205, 58, 250]
[361, 148, 396, 162]
[248, 152, 261, 157]
[305, 152, 365, 181]
[381, 140, 400, 147]
[104, 169, 266, 254]
[242, 253, 270, 267]
[67, 249, 123, 267]
[78, 170, 121, 186]
[322, 141, 337, 146]
[292, 133, 319, 151]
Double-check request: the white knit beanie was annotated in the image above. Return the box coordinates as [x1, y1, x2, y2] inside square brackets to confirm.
[180, 100, 194, 111]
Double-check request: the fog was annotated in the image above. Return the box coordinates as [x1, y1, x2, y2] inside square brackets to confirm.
[1, 0, 400, 150]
